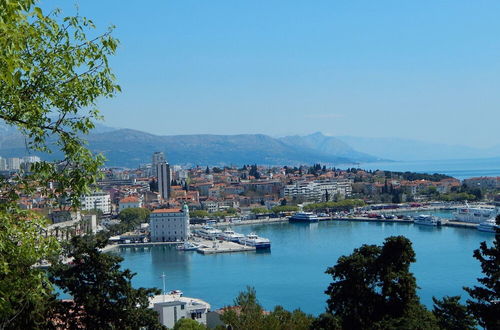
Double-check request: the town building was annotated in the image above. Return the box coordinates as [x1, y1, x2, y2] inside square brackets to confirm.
[80, 191, 111, 214]
[149, 292, 211, 328]
[118, 196, 142, 212]
[149, 205, 190, 242]
[157, 161, 171, 200]
[283, 179, 352, 202]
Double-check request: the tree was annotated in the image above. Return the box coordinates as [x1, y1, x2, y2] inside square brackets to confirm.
[119, 207, 151, 226]
[464, 215, 500, 329]
[220, 286, 264, 330]
[173, 318, 207, 330]
[0, 0, 119, 327]
[0, 210, 59, 329]
[49, 235, 165, 329]
[251, 207, 268, 215]
[432, 296, 476, 330]
[219, 287, 313, 330]
[324, 236, 435, 329]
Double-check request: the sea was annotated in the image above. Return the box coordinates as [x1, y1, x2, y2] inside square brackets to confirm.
[337, 157, 500, 180]
[115, 221, 495, 315]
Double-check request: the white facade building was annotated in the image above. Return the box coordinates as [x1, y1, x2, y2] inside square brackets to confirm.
[149, 293, 210, 328]
[80, 191, 111, 214]
[283, 179, 352, 202]
[149, 205, 190, 242]
[118, 196, 143, 212]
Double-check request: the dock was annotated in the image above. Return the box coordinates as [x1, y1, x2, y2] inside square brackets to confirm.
[193, 237, 255, 254]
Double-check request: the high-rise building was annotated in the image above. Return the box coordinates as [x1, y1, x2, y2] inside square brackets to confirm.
[152, 152, 165, 177]
[157, 161, 171, 200]
[6, 157, 21, 171]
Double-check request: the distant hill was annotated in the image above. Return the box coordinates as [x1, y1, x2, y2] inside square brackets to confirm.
[85, 129, 373, 167]
[337, 136, 500, 161]
[0, 126, 379, 167]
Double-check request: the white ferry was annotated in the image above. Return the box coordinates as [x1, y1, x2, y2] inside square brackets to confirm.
[414, 215, 446, 226]
[196, 226, 222, 240]
[477, 218, 499, 233]
[289, 212, 319, 223]
[453, 203, 497, 223]
[238, 233, 271, 250]
[221, 228, 245, 242]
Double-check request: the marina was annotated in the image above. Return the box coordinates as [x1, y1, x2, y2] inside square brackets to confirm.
[116, 220, 495, 315]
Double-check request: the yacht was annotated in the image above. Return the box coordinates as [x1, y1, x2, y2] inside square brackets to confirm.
[221, 228, 245, 242]
[414, 215, 445, 226]
[289, 212, 319, 223]
[477, 218, 499, 233]
[238, 233, 271, 250]
[453, 202, 497, 223]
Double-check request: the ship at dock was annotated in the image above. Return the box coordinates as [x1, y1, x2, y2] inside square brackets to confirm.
[453, 202, 498, 223]
[289, 212, 319, 223]
[238, 233, 271, 250]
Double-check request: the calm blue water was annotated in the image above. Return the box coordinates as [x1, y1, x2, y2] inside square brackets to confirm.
[339, 158, 500, 180]
[116, 221, 494, 315]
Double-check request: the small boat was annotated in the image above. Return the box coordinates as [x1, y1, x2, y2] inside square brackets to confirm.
[477, 218, 499, 233]
[176, 242, 199, 251]
[289, 212, 319, 223]
[239, 233, 271, 250]
[414, 215, 445, 226]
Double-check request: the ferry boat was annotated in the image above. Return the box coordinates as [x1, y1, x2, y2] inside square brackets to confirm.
[414, 215, 445, 226]
[196, 226, 222, 240]
[477, 218, 499, 233]
[453, 202, 497, 223]
[238, 233, 271, 249]
[289, 212, 319, 223]
[176, 242, 199, 251]
[221, 228, 245, 242]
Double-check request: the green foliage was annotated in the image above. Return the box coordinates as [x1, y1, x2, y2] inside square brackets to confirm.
[324, 236, 435, 329]
[173, 318, 207, 330]
[271, 205, 299, 214]
[220, 287, 313, 330]
[0, 210, 60, 329]
[303, 199, 365, 212]
[383, 171, 452, 182]
[432, 296, 477, 330]
[439, 192, 477, 202]
[0, 0, 119, 207]
[251, 207, 269, 214]
[190, 210, 209, 218]
[464, 216, 500, 329]
[49, 235, 164, 329]
[119, 207, 150, 226]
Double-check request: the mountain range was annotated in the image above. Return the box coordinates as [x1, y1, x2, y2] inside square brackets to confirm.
[0, 122, 498, 167]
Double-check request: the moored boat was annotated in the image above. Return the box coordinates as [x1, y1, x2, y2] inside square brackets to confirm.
[414, 215, 446, 226]
[176, 242, 199, 251]
[238, 233, 271, 249]
[289, 212, 319, 223]
[221, 228, 245, 242]
[477, 218, 499, 233]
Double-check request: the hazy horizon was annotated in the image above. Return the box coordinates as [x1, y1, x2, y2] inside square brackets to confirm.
[45, 1, 500, 149]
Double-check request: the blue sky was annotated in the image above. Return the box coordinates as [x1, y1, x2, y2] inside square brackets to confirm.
[45, 1, 500, 147]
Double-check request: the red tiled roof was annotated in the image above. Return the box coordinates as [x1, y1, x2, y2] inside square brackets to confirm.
[152, 208, 182, 214]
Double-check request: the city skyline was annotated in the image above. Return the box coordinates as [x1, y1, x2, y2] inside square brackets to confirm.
[44, 1, 500, 148]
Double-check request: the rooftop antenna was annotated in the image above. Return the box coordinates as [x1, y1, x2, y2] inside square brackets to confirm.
[160, 272, 166, 302]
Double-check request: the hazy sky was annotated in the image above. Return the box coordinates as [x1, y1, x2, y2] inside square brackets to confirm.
[46, 1, 500, 148]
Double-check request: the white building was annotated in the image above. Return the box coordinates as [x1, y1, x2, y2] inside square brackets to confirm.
[118, 196, 143, 212]
[283, 179, 352, 202]
[149, 293, 210, 328]
[6, 157, 21, 171]
[149, 205, 190, 242]
[80, 191, 111, 214]
[152, 151, 165, 177]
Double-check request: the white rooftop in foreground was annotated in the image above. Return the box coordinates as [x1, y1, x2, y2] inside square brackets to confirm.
[149, 293, 211, 328]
